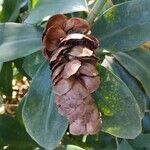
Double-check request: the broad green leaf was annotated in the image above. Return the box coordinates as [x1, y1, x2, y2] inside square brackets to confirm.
[56, 145, 84, 150]
[112, 0, 131, 4]
[0, 115, 38, 149]
[66, 145, 84, 150]
[94, 65, 141, 139]
[0, 61, 13, 97]
[22, 61, 68, 149]
[102, 56, 147, 118]
[14, 58, 31, 79]
[0, 23, 42, 62]
[117, 140, 133, 150]
[23, 51, 45, 78]
[131, 134, 150, 149]
[114, 48, 150, 96]
[16, 96, 26, 125]
[86, 132, 115, 150]
[92, 0, 150, 52]
[100, 145, 116, 150]
[25, 0, 88, 24]
[0, 63, 2, 71]
[0, 0, 20, 22]
[142, 112, 150, 133]
[28, 0, 39, 10]
[63, 135, 87, 149]
[21, 0, 28, 8]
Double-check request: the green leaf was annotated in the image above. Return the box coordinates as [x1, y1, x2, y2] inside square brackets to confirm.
[0, 61, 13, 97]
[0, 23, 42, 62]
[22, 61, 68, 149]
[112, 0, 131, 4]
[0, 0, 20, 22]
[0, 63, 2, 72]
[114, 48, 150, 96]
[16, 96, 26, 126]
[56, 145, 84, 150]
[86, 132, 115, 150]
[102, 56, 147, 119]
[14, 58, 31, 79]
[131, 134, 150, 149]
[0, 95, 2, 106]
[92, 0, 150, 52]
[93, 65, 141, 139]
[142, 112, 150, 133]
[66, 145, 84, 150]
[23, 51, 45, 78]
[0, 115, 38, 149]
[100, 145, 116, 150]
[28, 0, 39, 10]
[117, 140, 133, 150]
[25, 0, 88, 24]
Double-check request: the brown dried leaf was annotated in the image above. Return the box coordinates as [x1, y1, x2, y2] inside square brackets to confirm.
[70, 119, 86, 135]
[68, 103, 86, 122]
[86, 120, 100, 135]
[56, 96, 76, 116]
[54, 77, 74, 96]
[52, 64, 65, 81]
[60, 33, 99, 50]
[65, 17, 90, 34]
[63, 80, 89, 101]
[81, 56, 98, 65]
[42, 14, 67, 40]
[57, 104, 75, 116]
[69, 46, 93, 57]
[43, 26, 66, 51]
[55, 95, 81, 116]
[69, 102, 101, 135]
[62, 59, 81, 79]
[50, 46, 69, 62]
[83, 95, 93, 105]
[80, 76, 100, 93]
[79, 63, 98, 76]
[43, 48, 52, 61]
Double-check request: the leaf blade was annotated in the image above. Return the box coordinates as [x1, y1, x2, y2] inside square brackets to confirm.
[22, 61, 68, 149]
[0, 0, 20, 22]
[94, 65, 142, 139]
[92, 0, 150, 52]
[114, 48, 150, 96]
[25, 0, 88, 24]
[23, 51, 45, 78]
[102, 56, 147, 119]
[0, 23, 42, 62]
[117, 140, 133, 150]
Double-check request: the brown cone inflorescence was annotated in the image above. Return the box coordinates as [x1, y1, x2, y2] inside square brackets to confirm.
[42, 14, 102, 135]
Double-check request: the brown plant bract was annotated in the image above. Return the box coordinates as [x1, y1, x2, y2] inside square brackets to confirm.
[42, 14, 102, 135]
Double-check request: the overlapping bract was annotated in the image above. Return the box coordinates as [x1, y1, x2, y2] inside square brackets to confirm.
[42, 14, 101, 135]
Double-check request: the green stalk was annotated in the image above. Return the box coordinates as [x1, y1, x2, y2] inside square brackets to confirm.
[115, 137, 119, 148]
[87, 0, 107, 25]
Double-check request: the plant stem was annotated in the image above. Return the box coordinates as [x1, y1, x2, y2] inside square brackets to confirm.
[115, 137, 119, 148]
[87, 0, 107, 25]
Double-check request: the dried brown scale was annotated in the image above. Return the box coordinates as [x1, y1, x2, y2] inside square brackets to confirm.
[78, 63, 98, 76]
[42, 14, 67, 41]
[64, 17, 90, 34]
[59, 33, 99, 50]
[69, 46, 93, 57]
[43, 26, 66, 51]
[42, 14, 102, 135]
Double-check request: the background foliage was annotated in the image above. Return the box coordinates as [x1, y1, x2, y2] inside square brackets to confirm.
[0, 0, 149, 149]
